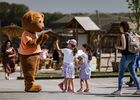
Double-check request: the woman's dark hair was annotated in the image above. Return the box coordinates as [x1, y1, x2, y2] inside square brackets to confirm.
[5, 40, 13, 47]
[1, 40, 13, 52]
[82, 44, 92, 60]
[120, 21, 130, 32]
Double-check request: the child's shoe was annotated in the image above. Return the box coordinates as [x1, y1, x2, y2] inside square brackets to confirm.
[83, 88, 89, 92]
[62, 89, 67, 93]
[5, 74, 10, 80]
[58, 82, 63, 91]
[77, 88, 83, 93]
[67, 88, 75, 93]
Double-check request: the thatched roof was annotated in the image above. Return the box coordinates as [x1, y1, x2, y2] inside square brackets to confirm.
[0, 24, 23, 39]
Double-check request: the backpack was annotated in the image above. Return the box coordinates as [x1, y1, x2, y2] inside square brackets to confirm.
[126, 32, 140, 53]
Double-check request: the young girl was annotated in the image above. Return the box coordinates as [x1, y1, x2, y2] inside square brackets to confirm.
[56, 39, 77, 92]
[77, 44, 92, 93]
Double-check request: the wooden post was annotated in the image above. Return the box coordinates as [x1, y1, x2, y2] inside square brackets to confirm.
[115, 49, 118, 63]
[97, 34, 101, 72]
[73, 22, 76, 38]
[75, 21, 78, 43]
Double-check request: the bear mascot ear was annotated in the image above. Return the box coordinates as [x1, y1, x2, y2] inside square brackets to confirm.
[41, 13, 44, 19]
[23, 11, 44, 21]
[22, 11, 33, 24]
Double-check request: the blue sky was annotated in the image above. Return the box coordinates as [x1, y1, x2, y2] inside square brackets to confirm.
[0, 0, 131, 13]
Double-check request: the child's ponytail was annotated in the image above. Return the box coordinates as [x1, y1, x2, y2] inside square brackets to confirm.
[71, 44, 77, 56]
[88, 50, 92, 60]
[82, 44, 92, 60]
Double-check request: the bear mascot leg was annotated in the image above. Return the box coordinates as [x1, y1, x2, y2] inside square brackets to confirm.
[20, 54, 41, 92]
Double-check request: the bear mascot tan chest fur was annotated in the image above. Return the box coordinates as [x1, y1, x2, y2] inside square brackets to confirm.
[19, 11, 48, 92]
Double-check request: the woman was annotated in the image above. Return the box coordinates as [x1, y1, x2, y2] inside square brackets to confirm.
[1, 40, 17, 80]
[112, 21, 140, 95]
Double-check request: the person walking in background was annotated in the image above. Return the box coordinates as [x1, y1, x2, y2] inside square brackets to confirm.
[40, 46, 49, 60]
[126, 53, 140, 87]
[52, 49, 60, 69]
[1, 40, 17, 80]
[77, 44, 92, 93]
[112, 21, 140, 95]
[56, 39, 77, 92]
[40, 46, 53, 69]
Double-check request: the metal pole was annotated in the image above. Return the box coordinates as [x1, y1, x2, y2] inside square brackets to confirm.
[96, 10, 101, 28]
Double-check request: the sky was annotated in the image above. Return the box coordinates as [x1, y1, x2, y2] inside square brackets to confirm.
[0, 0, 131, 13]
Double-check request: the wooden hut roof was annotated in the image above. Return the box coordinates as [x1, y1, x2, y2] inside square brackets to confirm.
[66, 17, 100, 31]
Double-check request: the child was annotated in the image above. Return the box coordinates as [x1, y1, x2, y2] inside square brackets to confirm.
[77, 44, 92, 93]
[56, 39, 77, 92]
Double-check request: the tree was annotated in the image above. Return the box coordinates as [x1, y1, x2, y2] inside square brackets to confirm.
[126, 0, 140, 32]
[0, 2, 29, 26]
[8, 3, 29, 25]
[0, 2, 10, 26]
[44, 12, 65, 28]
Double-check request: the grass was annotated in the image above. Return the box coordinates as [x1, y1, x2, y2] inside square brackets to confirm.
[17, 69, 140, 79]
[33, 71, 134, 79]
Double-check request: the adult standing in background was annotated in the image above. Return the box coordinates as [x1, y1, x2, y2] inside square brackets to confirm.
[1, 40, 17, 80]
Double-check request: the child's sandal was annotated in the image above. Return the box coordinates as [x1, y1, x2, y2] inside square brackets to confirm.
[77, 89, 83, 93]
[83, 89, 89, 92]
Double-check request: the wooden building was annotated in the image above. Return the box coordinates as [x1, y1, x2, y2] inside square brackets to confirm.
[66, 17, 100, 49]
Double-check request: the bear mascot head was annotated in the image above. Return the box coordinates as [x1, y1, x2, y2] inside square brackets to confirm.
[22, 11, 45, 33]
[19, 11, 48, 92]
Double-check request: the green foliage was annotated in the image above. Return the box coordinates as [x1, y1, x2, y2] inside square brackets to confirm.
[0, 2, 29, 26]
[126, 0, 140, 32]
[44, 12, 65, 27]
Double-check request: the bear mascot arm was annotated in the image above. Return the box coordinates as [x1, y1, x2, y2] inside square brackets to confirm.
[26, 33, 48, 47]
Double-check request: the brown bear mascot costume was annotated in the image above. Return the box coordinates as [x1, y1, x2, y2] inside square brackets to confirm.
[19, 11, 48, 92]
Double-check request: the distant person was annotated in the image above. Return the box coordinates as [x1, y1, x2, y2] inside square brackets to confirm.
[40, 46, 53, 69]
[77, 44, 92, 93]
[126, 52, 140, 87]
[40, 46, 49, 60]
[125, 30, 140, 87]
[112, 21, 140, 95]
[52, 49, 59, 69]
[56, 39, 77, 92]
[53, 49, 59, 61]
[1, 40, 17, 80]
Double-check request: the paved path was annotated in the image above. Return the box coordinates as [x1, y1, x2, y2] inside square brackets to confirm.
[0, 72, 140, 100]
